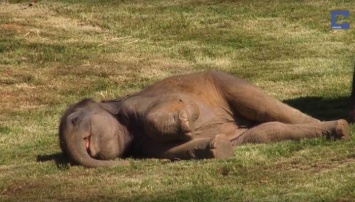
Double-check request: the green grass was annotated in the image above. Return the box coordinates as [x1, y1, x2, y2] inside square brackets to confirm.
[1, 0, 355, 201]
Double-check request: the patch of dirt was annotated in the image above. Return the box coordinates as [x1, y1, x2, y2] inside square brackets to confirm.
[1, 181, 42, 196]
[0, 23, 26, 34]
[270, 155, 355, 173]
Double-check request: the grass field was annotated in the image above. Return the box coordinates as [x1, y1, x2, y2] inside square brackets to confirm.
[1, 0, 355, 201]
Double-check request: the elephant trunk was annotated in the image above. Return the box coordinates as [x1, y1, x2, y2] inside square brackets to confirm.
[63, 130, 128, 168]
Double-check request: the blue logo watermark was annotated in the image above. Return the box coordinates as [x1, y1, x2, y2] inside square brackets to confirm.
[331, 10, 350, 29]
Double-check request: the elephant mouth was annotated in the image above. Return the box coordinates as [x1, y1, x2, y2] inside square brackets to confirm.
[84, 135, 91, 153]
[84, 135, 99, 158]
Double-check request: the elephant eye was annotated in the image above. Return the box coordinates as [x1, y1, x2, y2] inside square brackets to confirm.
[71, 116, 80, 125]
[68, 111, 84, 126]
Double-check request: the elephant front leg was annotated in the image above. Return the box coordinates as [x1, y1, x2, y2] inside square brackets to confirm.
[137, 134, 234, 160]
[143, 95, 200, 142]
[231, 119, 350, 145]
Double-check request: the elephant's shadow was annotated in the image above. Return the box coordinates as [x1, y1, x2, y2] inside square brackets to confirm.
[36, 153, 71, 169]
[37, 96, 351, 167]
[283, 96, 350, 121]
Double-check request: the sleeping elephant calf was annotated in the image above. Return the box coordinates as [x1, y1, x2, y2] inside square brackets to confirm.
[59, 70, 350, 167]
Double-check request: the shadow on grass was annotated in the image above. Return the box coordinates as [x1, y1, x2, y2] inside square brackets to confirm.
[284, 96, 351, 121]
[36, 153, 71, 169]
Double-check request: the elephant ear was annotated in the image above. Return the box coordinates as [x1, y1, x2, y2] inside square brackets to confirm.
[98, 102, 121, 114]
[98, 95, 129, 115]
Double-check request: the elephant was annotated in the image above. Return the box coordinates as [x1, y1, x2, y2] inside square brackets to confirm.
[59, 70, 350, 167]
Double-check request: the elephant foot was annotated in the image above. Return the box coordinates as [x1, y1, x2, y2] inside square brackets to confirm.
[323, 119, 350, 140]
[334, 119, 350, 140]
[179, 110, 194, 139]
[208, 134, 234, 159]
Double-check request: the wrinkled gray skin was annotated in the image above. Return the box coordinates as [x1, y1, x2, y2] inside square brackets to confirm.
[59, 70, 350, 167]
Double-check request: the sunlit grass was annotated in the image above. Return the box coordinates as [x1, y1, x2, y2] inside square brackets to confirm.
[0, 0, 355, 201]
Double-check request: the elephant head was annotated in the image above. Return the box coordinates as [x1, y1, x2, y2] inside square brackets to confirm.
[59, 98, 130, 168]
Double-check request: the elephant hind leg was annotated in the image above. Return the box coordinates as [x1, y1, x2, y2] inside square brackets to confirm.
[210, 70, 319, 124]
[231, 119, 350, 145]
